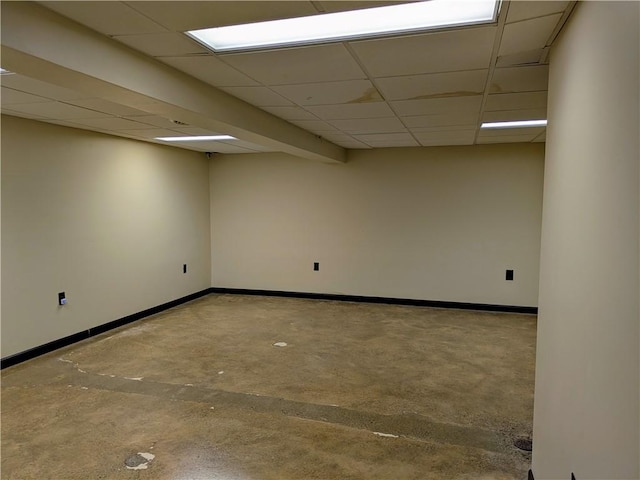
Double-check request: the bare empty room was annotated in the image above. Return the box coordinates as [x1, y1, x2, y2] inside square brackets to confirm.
[1, 1, 638, 479]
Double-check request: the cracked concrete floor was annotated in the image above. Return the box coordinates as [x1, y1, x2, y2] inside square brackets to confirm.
[1, 294, 536, 479]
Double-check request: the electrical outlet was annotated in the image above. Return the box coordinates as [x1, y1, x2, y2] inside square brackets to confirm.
[313, 262, 319, 271]
[506, 269, 514, 281]
[58, 292, 67, 306]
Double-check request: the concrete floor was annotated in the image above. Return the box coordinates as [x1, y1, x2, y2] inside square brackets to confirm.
[1, 294, 537, 479]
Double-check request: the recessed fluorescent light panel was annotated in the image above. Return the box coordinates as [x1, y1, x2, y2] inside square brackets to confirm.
[155, 135, 236, 141]
[187, 0, 500, 53]
[0, 68, 15, 75]
[481, 120, 547, 129]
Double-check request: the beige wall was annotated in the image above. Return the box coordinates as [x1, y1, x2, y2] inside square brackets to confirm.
[210, 144, 544, 307]
[532, 2, 640, 479]
[1, 115, 211, 357]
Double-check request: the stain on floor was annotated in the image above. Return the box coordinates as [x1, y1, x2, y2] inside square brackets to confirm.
[1, 294, 536, 479]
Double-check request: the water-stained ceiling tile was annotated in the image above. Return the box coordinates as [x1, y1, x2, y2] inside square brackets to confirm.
[272, 80, 383, 106]
[377, 70, 487, 101]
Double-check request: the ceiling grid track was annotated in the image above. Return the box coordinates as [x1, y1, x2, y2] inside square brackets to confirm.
[121, 1, 175, 33]
[341, 41, 416, 148]
[531, 130, 546, 142]
[5, 0, 578, 153]
[473, 0, 510, 145]
[545, 1, 579, 47]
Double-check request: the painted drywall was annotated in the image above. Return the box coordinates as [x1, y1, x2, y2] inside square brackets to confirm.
[210, 144, 544, 307]
[532, 2, 640, 479]
[1, 115, 211, 358]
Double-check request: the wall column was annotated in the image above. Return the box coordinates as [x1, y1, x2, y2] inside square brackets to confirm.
[532, 2, 639, 479]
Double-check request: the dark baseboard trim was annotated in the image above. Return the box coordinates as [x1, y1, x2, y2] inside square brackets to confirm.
[2, 287, 536, 370]
[0, 289, 210, 370]
[209, 288, 538, 315]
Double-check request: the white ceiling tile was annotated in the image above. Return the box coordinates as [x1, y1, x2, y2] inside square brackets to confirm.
[289, 120, 339, 133]
[72, 117, 159, 130]
[1, 87, 50, 105]
[482, 108, 547, 123]
[260, 106, 319, 121]
[354, 132, 419, 147]
[159, 55, 259, 87]
[409, 125, 480, 133]
[113, 33, 207, 57]
[317, 2, 402, 13]
[7, 2, 567, 151]
[479, 127, 545, 137]
[507, 1, 570, 24]
[329, 117, 406, 134]
[219, 86, 293, 106]
[306, 102, 394, 120]
[350, 26, 496, 77]
[65, 98, 150, 117]
[0, 75, 90, 101]
[390, 96, 483, 117]
[272, 80, 382, 106]
[499, 14, 563, 56]
[496, 49, 544, 68]
[43, 2, 167, 36]
[402, 112, 478, 129]
[171, 126, 226, 136]
[222, 44, 365, 85]
[4, 101, 112, 120]
[477, 134, 538, 144]
[485, 91, 548, 111]
[377, 70, 487, 101]
[413, 129, 476, 146]
[126, 1, 317, 32]
[490, 65, 549, 93]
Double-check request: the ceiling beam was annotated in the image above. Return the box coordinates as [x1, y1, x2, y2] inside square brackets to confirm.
[0, 2, 346, 164]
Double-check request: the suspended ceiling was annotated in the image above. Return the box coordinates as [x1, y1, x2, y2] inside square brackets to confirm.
[1, 1, 575, 162]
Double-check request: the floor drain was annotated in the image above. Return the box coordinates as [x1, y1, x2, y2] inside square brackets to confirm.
[514, 437, 533, 451]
